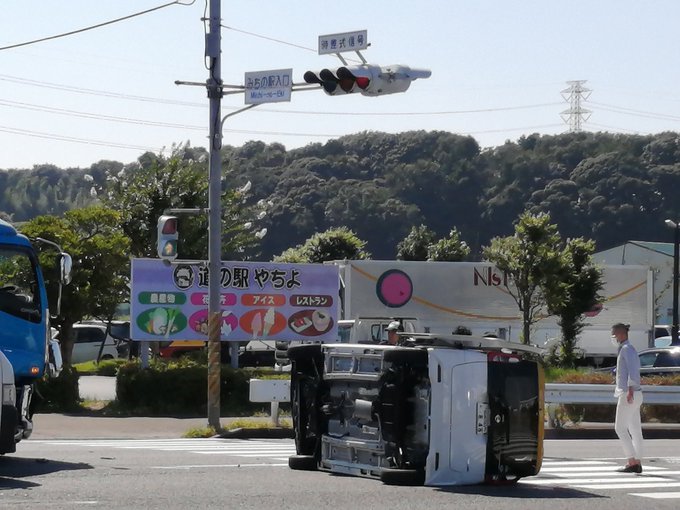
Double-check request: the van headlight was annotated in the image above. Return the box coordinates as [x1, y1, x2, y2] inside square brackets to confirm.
[2, 384, 15, 406]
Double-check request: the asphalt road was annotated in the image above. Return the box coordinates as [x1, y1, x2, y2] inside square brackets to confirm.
[2, 438, 680, 509]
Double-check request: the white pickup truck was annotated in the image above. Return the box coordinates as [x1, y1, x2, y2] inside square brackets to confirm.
[287, 333, 544, 486]
[0, 351, 17, 454]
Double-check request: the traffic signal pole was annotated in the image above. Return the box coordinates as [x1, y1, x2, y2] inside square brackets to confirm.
[206, 0, 222, 431]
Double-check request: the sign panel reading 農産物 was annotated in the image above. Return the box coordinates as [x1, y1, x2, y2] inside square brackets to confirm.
[130, 259, 339, 342]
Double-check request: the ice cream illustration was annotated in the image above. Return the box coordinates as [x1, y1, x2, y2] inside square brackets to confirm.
[262, 308, 276, 337]
[251, 312, 263, 338]
[221, 310, 234, 337]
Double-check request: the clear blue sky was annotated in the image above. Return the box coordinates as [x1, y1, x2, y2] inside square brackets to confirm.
[2, 0, 680, 169]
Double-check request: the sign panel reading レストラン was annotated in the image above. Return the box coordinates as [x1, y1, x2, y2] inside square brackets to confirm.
[130, 259, 338, 342]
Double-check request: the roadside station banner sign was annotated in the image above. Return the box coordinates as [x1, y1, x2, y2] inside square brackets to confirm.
[318, 30, 368, 55]
[244, 68, 293, 104]
[130, 259, 338, 342]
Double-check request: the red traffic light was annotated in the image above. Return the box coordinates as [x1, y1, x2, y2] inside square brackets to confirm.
[160, 216, 177, 235]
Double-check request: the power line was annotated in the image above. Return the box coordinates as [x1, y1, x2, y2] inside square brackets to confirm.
[462, 124, 564, 135]
[588, 122, 640, 134]
[0, 1, 195, 52]
[0, 99, 341, 137]
[0, 125, 160, 151]
[588, 101, 680, 122]
[0, 74, 205, 108]
[0, 75, 562, 116]
[220, 25, 316, 53]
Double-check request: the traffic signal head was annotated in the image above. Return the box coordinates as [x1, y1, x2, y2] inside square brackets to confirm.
[304, 65, 374, 96]
[304, 65, 431, 97]
[157, 215, 178, 261]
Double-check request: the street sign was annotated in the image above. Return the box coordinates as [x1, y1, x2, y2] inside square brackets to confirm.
[244, 68, 292, 104]
[318, 30, 368, 55]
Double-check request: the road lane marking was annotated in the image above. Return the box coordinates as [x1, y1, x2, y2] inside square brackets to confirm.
[630, 492, 680, 499]
[151, 463, 289, 469]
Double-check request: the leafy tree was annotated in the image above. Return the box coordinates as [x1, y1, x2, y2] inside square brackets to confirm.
[21, 206, 130, 365]
[427, 228, 470, 261]
[544, 238, 603, 367]
[397, 225, 436, 261]
[103, 145, 266, 260]
[274, 227, 370, 263]
[483, 212, 563, 345]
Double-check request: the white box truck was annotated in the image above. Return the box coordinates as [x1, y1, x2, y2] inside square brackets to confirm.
[335, 260, 654, 365]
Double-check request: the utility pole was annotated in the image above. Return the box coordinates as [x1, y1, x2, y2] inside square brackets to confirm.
[560, 80, 591, 133]
[206, 0, 222, 431]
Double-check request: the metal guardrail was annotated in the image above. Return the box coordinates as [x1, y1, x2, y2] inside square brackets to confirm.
[248, 380, 680, 414]
[544, 383, 680, 405]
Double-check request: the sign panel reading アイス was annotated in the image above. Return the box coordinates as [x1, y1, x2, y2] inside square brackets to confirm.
[130, 259, 338, 342]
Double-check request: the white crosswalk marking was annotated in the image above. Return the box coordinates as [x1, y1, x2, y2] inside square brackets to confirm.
[30, 438, 297, 462]
[521, 457, 680, 500]
[630, 492, 680, 499]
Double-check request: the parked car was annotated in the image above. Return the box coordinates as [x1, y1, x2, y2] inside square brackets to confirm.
[638, 346, 680, 375]
[64, 323, 122, 364]
[597, 346, 680, 376]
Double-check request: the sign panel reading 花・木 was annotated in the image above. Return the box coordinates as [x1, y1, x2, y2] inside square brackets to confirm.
[318, 30, 368, 55]
[130, 259, 339, 342]
[244, 69, 292, 105]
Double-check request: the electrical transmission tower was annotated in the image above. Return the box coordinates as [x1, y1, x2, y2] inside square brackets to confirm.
[560, 80, 591, 132]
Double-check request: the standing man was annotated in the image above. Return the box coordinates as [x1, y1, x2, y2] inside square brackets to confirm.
[382, 321, 402, 345]
[612, 322, 643, 473]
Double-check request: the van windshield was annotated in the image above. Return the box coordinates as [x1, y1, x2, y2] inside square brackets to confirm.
[0, 247, 41, 323]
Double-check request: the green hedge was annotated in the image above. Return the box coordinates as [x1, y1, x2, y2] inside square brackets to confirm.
[115, 360, 284, 416]
[550, 370, 680, 424]
[34, 366, 80, 413]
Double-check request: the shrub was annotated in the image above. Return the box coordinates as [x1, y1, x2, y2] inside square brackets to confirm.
[549, 370, 680, 423]
[115, 359, 282, 416]
[34, 366, 80, 413]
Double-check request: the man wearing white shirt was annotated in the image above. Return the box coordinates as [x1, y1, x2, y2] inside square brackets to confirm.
[612, 322, 643, 473]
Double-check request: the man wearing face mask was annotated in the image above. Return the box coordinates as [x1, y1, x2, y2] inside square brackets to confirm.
[611, 322, 643, 473]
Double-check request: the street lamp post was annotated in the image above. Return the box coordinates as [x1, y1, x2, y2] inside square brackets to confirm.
[665, 219, 679, 346]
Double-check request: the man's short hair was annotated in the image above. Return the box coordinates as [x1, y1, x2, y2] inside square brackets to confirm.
[611, 323, 630, 331]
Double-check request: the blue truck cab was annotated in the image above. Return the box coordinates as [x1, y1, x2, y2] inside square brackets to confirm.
[0, 219, 70, 453]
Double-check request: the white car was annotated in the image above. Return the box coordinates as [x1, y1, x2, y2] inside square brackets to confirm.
[66, 323, 121, 364]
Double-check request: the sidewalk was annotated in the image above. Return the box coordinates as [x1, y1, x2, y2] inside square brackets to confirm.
[30, 414, 283, 440]
[545, 421, 680, 439]
[30, 413, 680, 441]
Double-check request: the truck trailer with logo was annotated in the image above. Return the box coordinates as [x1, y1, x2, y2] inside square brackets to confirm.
[335, 260, 654, 365]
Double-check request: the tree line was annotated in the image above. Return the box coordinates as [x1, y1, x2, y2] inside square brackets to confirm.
[3, 131, 679, 259]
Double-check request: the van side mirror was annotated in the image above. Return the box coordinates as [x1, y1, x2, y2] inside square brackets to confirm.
[60, 253, 72, 285]
[48, 339, 63, 377]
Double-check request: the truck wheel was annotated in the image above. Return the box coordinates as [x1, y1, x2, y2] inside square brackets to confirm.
[379, 468, 425, 486]
[383, 348, 427, 366]
[288, 343, 322, 362]
[288, 454, 318, 471]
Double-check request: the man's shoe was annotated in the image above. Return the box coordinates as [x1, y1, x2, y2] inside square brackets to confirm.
[617, 464, 642, 473]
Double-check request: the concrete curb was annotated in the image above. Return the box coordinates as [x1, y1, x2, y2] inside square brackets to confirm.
[545, 423, 680, 440]
[217, 427, 294, 439]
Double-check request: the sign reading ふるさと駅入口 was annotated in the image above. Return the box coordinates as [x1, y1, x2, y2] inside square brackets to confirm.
[130, 259, 338, 342]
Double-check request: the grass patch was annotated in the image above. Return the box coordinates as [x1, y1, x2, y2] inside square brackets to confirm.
[73, 358, 128, 376]
[183, 426, 218, 438]
[223, 418, 292, 430]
